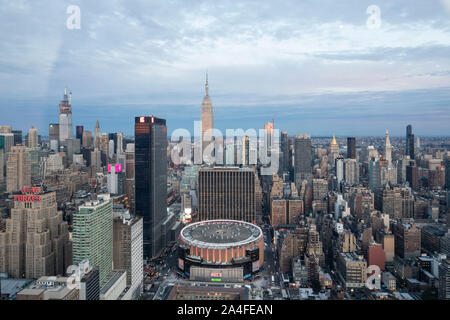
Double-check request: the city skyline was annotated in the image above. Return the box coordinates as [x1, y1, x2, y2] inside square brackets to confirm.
[1, 1, 450, 136]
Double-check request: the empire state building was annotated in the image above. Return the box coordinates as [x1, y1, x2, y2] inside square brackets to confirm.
[58, 87, 73, 143]
[201, 73, 214, 156]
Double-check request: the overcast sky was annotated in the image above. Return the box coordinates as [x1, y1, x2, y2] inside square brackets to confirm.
[1, 0, 450, 137]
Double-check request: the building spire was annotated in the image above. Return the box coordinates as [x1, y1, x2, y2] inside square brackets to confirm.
[205, 71, 209, 97]
[331, 136, 337, 145]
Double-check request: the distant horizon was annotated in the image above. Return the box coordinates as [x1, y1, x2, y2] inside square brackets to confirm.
[1, 1, 450, 137]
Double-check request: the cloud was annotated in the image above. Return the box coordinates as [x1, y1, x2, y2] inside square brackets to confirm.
[0, 0, 449, 136]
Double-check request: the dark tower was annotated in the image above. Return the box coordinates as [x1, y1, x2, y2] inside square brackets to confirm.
[347, 137, 356, 159]
[406, 125, 415, 159]
[134, 116, 167, 260]
[294, 134, 312, 185]
[76, 126, 84, 143]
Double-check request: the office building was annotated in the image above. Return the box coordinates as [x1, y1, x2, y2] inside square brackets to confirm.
[200, 73, 214, 156]
[82, 130, 93, 148]
[6, 146, 31, 193]
[0, 189, 72, 278]
[344, 158, 359, 186]
[329, 136, 339, 164]
[94, 120, 101, 150]
[406, 125, 415, 159]
[73, 194, 113, 286]
[385, 130, 393, 166]
[338, 252, 367, 288]
[58, 88, 73, 143]
[27, 126, 38, 148]
[294, 134, 312, 185]
[134, 116, 167, 259]
[347, 137, 356, 159]
[76, 125, 84, 142]
[49, 123, 59, 152]
[439, 259, 450, 300]
[392, 221, 421, 259]
[12, 130, 22, 146]
[113, 210, 143, 300]
[0, 133, 14, 153]
[198, 167, 262, 223]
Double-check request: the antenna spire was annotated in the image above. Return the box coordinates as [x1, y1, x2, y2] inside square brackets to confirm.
[205, 70, 209, 97]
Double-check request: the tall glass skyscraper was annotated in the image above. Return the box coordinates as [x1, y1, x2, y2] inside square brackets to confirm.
[134, 116, 167, 260]
[294, 134, 312, 186]
[73, 194, 113, 286]
[406, 124, 415, 159]
[347, 137, 356, 159]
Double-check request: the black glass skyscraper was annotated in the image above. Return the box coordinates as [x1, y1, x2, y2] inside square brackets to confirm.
[11, 130, 22, 146]
[294, 134, 312, 185]
[406, 124, 415, 159]
[281, 131, 289, 175]
[134, 116, 167, 259]
[347, 137, 356, 159]
[76, 125, 84, 142]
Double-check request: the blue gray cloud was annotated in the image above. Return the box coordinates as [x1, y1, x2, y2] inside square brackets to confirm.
[0, 0, 449, 136]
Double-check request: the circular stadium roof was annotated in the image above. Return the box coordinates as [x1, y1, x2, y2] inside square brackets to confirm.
[180, 220, 263, 248]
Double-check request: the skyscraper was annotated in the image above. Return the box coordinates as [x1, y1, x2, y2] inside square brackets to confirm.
[280, 131, 289, 173]
[198, 167, 262, 223]
[294, 134, 312, 186]
[439, 259, 450, 300]
[58, 88, 73, 143]
[12, 130, 22, 146]
[113, 211, 143, 299]
[27, 126, 38, 148]
[329, 136, 339, 164]
[200, 73, 214, 157]
[134, 116, 167, 259]
[347, 137, 356, 159]
[94, 120, 101, 150]
[76, 125, 84, 143]
[385, 130, 393, 166]
[117, 132, 124, 155]
[73, 194, 113, 286]
[82, 130, 93, 148]
[406, 124, 415, 159]
[6, 146, 31, 193]
[0, 133, 14, 153]
[49, 123, 59, 152]
[264, 121, 274, 152]
[0, 189, 72, 278]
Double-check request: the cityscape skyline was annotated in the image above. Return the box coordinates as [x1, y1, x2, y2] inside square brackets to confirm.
[1, 1, 450, 136]
[1, 0, 450, 305]
[2, 85, 450, 138]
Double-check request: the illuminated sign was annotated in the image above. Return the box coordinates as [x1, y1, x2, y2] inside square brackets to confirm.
[210, 272, 222, 277]
[15, 187, 41, 202]
[211, 278, 222, 282]
[14, 195, 41, 202]
[108, 164, 123, 173]
[140, 116, 145, 123]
